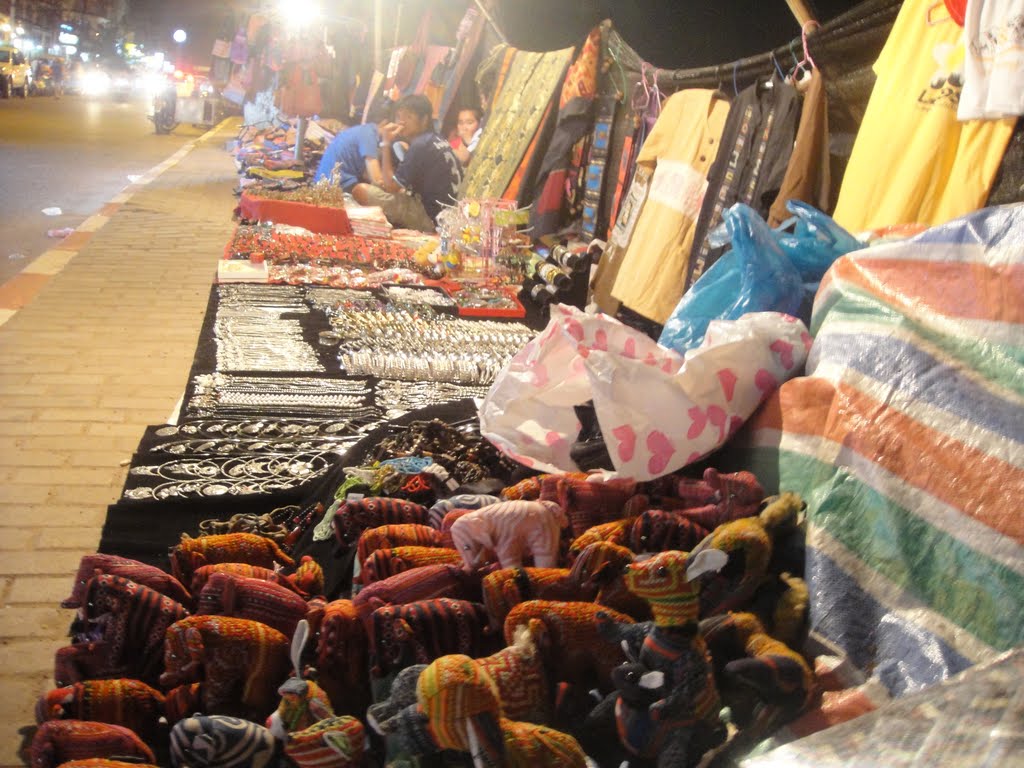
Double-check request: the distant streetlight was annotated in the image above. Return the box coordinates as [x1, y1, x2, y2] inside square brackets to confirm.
[172, 29, 187, 44]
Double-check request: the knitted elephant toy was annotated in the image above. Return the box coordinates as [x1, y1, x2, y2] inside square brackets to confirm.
[191, 556, 323, 602]
[450, 500, 568, 569]
[196, 571, 309, 638]
[356, 523, 447, 572]
[56, 574, 189, 687]
[333, 497, 430, 545]
[304, 599, 370, 718]
[160, 616, 291, 720]
[169, 715, 277, 768]
[36, 679, 165, 740]
[170, 532, 294, 586]
[283, 716, 365, 768]
[62, 554, 191, 608]
[31, 721, 155, 768]
[700, 611, 814, 739]
[361, 546, 463, 585]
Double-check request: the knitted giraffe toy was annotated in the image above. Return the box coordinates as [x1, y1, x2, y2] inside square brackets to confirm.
[592, 548, 729, 767]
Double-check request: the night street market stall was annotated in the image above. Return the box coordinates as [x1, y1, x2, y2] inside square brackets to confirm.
[33, 1, 1024, 767]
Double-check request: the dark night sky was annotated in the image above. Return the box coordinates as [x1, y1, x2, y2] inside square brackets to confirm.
[497, 0, 866, 68]
[125, 0, 865, 71]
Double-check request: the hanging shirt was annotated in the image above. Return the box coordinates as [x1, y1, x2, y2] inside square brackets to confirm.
[833, 0, 1017, 232]
[768, 69, 832, 227]
[609, 89, 731, 325]
[314, 123, 379, 191]
[958, 0, 1024, 120]
[395, 132, 464, 223]
[685, 74, 801, 290]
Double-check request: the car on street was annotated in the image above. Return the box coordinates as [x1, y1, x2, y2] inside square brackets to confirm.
[80, 57, 134, 100]
[0, 45, 32, 98]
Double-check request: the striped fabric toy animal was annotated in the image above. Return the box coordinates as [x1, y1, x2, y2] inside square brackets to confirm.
[289, 555, 325, 598]
[267, 620, 334, 741]
[191, 563, 301, 599]
[482, 567, 578, 627]
[428, 493, 501, 529]
[169, 715, 277, 768]
[365, 664, 428, 739]
[196, 572, 309, 638]
[332, 497, 429, 545]
[56, 574, 189, 687]
[353, 563, 484, 639]
[417, 654, 588, 768]
[356, 523, 445, 569]
[31, 721, 155, 768]
[482, 537, 645, 624]
[701, 611, 814, 719]
[283, 716, 365, 768]
[539, 474, 640, 538]
[568, 517, 637, 560]
[62, 554, 191, 608]
[305, 599, 369, 718]
[503, 600, 634, 692]
[628, 508, 710, 555]
[474, 619, 552, 723]
[36, 679, 165, 739]
[360, 546, 463, 585]
[450, 500, 568, 569]
[54, 761, 159, 768]
[371, 597, 494, 675]
[160, 616, 290, 720]
[692, 492, 805, 618]
[593, 549, 730, 766]
[170, 533, 294, 587]
[163, 683, 203, 726]
[569, 541, 650, 621]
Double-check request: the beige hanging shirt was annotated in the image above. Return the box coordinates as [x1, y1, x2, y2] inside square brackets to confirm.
[610, 89, 731, 324]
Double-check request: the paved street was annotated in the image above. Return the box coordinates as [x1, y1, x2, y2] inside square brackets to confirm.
[0, 92, 207, 284]
[0, 103, 240, 765]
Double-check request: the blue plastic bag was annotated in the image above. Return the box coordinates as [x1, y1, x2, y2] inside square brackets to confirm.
[774, 200, 865, 282]
[659, 203, 804, 354]
[659, 202, 863, 355]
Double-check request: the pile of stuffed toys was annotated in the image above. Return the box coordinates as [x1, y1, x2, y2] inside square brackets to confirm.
[32, 462, 872, 768]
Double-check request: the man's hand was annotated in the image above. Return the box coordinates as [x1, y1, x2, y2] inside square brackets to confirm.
[380, 121, 402, 145]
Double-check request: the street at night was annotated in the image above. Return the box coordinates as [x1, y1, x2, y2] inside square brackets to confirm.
[0, 92, 207, 284]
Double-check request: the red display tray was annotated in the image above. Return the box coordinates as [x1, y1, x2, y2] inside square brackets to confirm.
[439, 281, 527, 319]
[239, 193, 353, 236]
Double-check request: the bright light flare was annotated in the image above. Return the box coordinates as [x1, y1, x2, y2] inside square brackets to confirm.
[82, 69, 111, 96]
[280, 0, 320, 29]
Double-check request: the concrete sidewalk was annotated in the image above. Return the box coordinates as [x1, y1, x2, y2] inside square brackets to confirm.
[0, 120, 241, 766]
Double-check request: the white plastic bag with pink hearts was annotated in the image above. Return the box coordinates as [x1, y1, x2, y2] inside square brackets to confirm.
[479, 304, 810, 481]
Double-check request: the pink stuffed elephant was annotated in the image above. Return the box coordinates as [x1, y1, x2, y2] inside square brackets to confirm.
[450, 500, 568, 570]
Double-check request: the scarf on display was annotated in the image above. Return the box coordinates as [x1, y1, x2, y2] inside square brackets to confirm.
[461, 46, 576, 200]
[528, 26, 602, 237]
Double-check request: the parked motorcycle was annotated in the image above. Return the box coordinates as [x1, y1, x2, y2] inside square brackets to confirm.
[149, 81, 178, 134]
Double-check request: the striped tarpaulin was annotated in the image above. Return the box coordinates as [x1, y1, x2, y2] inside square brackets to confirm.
[735, 204, 1024, 696]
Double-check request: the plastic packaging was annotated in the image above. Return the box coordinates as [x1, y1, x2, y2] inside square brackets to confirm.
[480, 304, 810, 481]
[659, 202, 862, 355]
[659, 203, 804, 354]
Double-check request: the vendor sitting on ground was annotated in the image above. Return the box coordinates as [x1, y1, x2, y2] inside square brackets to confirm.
[352, 94, 463, 233]
[314, 104, 392, 192]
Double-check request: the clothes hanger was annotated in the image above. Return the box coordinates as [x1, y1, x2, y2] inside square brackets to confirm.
[632, 62, 652, 113]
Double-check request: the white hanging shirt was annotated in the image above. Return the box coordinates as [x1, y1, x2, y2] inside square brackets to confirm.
[959, 0, 1024, 119]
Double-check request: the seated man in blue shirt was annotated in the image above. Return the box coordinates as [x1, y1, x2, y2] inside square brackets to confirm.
[314, 104, 392, 191]
[351, 94, 463, 232]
